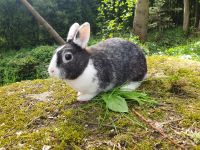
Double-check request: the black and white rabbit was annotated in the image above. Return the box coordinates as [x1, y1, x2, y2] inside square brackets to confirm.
[48, 22, 147, 101]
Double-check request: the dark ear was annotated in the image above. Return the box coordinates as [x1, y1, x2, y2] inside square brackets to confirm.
[67, 23, 80, 42]
[73, 22, 90, 49]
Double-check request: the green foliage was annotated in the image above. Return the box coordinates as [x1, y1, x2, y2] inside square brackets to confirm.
[166, 41, 200, 60]
[136, 27, 200, 60]
[103, 94, 128, 113]
[119, 91, 157, 106]
[0, 46, 54, 85]
[101, 86, 157, 113]
[145, 27, 186, 53]
[0, 0, 37, 50]
[0, 0, 99, 50]
[106, 27, 200, 59]
[0, 0, 197, 51]
[149, 0, 183, 31]
[97, 0, 136, 37]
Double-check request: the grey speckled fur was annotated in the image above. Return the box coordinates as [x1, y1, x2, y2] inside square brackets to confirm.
[88, 38, 147, 90]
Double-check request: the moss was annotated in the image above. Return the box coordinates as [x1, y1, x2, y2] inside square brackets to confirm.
[142, 56, 200, 97]
[136, 140, 153, 150]
[0, 79, 79, 149]
[176, 99, 200, 127]
[0, 56, 200, 149]
[195, 146, 200, 150]
[54, 122, 84, 149]
[136, 138, 173, 150]
[112, 134, 134, 149]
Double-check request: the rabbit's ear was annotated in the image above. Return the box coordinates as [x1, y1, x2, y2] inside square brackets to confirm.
[74, 22, 90, 49]
[67, 23, 80, 42]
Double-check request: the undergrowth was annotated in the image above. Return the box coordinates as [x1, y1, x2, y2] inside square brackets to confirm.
[0, 46, 55, 85]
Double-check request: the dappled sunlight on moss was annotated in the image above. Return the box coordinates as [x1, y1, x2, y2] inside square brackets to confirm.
[142, 56, 200, 98]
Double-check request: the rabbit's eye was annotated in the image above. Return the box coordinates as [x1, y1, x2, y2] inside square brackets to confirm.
[63, 52, 73, 63]
[65, 53, 72, 60]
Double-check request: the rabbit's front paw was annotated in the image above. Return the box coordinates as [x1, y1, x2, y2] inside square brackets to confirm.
[77, 92, 96, 101]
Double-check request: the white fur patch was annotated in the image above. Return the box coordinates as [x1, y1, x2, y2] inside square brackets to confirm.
[66, 59, 99, 94]
[77, 93, 97, 101]
[56, 45, 65, 52]
[121, 82, 141, 91]
[104, 83, 114, 91]
[143, 74, 148, 80]
[73, 22, 90, 49]
[48, 45, 65, 78]
[67, 23, 80, 41]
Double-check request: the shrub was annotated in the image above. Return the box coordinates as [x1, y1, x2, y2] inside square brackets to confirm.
[0, 45, 55, 85]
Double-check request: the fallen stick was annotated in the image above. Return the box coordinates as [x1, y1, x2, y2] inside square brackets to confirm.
[161, 118, 183, 125]
[132, 109, 186, 150]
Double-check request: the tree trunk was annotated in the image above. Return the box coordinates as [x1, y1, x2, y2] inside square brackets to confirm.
[198, 20, 200, 30]
[194, 0, 199, 28]
[19, 0, 66, 45]
[183, 0, 190, 34]
[133, 0, 149, 42]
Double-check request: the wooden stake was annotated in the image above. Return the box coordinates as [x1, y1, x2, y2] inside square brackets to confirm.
[19, 0, 66, 45]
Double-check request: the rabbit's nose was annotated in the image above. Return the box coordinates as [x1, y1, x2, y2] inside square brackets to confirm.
[50, 69, 55, 73]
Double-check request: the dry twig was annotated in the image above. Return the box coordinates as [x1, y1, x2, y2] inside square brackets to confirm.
[132, 109, 186, 150]
[161, 118, 183, 125]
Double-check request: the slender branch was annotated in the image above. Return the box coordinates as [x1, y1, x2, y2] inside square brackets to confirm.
[19, 0, 66, 45]
[160, 118, 183, 125]
[132, 109, 186, 150]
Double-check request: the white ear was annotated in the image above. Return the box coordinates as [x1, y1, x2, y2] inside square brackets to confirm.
[73, 22, 90, 48]
[67, 23, 80, 42]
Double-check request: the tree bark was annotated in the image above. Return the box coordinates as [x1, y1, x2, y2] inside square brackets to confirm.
[198, 20, 200, 31]
[183, 0, 190, 34]
[19, 0, 66, 45]
[194, 0, 199, 28]
[133, 0, 149, 42]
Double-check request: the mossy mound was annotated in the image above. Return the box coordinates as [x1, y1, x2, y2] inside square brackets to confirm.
[0, 56, 200, 149]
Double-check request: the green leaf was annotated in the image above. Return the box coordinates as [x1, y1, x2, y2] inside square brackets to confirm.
[119, 91, 157, 106]
[102, 94, 128, 113]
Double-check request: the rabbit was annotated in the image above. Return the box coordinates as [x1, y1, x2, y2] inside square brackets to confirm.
[48, 22, 147, 101]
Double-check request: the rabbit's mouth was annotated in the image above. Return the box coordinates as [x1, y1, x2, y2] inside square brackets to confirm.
[48, 71, 60, 79]
[48, 65, 62, 79]
[59, 71, 67, 80]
